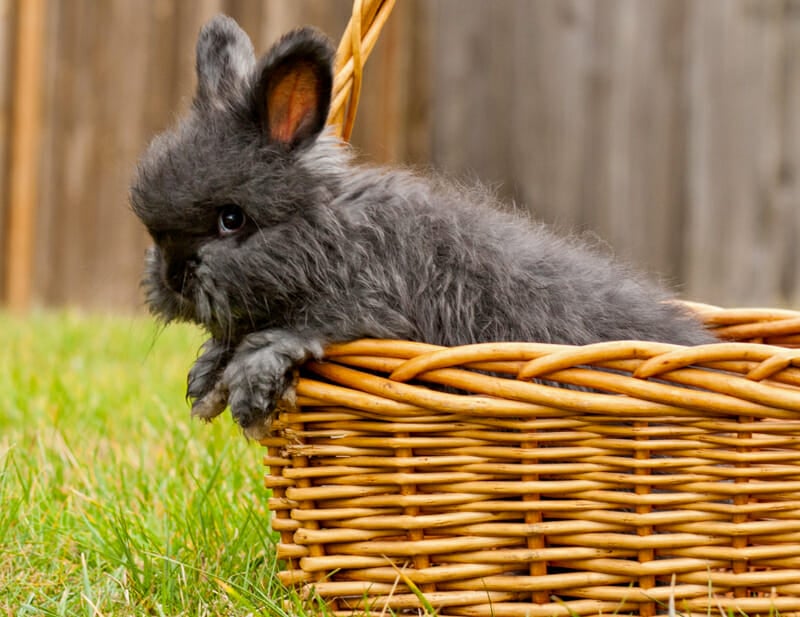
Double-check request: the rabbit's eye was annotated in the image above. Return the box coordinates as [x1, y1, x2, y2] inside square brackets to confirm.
[218, 205, 246, 236]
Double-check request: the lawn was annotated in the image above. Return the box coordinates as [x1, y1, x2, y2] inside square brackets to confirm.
[0, 312, 322, 616]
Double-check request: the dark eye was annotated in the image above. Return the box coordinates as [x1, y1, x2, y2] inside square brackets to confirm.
[218, 205, 246, 236]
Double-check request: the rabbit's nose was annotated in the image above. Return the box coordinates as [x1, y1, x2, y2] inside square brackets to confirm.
[163, 254, 199, 295]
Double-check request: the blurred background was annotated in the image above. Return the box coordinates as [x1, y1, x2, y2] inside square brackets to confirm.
[1, 0, 799, 312]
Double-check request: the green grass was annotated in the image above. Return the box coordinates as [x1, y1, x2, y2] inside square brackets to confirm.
[0, 312, 320, 616]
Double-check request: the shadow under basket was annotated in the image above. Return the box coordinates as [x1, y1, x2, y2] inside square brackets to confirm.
[262, 304, 800, 617]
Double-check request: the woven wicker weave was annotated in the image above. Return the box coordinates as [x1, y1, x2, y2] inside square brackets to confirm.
[263, 305, 800, 617]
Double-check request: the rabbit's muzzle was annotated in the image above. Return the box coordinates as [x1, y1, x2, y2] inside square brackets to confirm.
[162, 251, 199, 297]
[148, 236, 202, 299]
[142, 245, 202, 326]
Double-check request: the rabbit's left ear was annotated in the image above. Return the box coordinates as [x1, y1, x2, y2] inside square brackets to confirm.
[196, 15, 256, 108]
[254, 27, 335, 149]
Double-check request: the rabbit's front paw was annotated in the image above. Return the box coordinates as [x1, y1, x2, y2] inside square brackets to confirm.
[222, 330, 324, 439]
[188, 339, 231, 421]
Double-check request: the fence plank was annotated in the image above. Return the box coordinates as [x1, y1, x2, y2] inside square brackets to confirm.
[685, 0, 789, 306]
[778, 0, 800, 306]
[0, 0, 13, 295]
[587, 0, 690, 285]
[5, 0, 45, 310]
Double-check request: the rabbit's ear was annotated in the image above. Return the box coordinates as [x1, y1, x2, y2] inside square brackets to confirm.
[195, 15, 255, 107]
[254, 27, 334, 148]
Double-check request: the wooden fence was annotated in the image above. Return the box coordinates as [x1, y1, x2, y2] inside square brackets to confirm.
[1, 0, 800, 311]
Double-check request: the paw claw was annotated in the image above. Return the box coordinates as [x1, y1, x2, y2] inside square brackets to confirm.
[242, 415, 274, 440]
[190, 380, 229, 420]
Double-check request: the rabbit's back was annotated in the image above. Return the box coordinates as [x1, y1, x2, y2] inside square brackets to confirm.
[304, 156, 713, 348]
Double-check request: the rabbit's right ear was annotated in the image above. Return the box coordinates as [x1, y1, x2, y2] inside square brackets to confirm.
[195, 15, 255, 108]
[253, 27, 335, 149]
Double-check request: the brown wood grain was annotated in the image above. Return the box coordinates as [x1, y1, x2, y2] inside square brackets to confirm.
[5, 0, 45, 310]
[0, 0, 14, 295]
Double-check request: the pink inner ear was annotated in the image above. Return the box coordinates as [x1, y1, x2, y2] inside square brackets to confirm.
[267, 62, 319, 144]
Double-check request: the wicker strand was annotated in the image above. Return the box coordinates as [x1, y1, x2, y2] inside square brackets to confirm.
[327, 0, 396, 141]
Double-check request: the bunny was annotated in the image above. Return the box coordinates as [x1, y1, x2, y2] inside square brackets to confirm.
[130, 15, 714, 439]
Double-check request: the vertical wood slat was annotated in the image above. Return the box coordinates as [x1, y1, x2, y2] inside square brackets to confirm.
[4, 0, 45, 310]
[431, 1, 515, 188]
[685, 0, 789, 307]
[589, 0, 690, 284]
[507, 0, 596, 231]
[774, 0, 800, 308]
[0, 0, 14, 291]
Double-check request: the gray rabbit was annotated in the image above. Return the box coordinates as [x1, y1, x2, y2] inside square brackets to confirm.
[130, 15, 713, 438]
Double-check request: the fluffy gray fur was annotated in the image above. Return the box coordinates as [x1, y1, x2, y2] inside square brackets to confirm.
[130, 15, 713, 438]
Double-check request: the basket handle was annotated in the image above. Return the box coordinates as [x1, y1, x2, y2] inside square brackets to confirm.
[327, 0, 396, 141]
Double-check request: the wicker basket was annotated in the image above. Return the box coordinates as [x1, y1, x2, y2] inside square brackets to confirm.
[263, 304, 800, 617]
